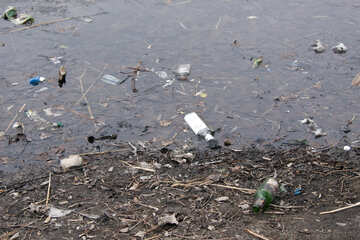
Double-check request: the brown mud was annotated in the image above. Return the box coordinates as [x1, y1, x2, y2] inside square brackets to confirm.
[1, 145, 360, 240]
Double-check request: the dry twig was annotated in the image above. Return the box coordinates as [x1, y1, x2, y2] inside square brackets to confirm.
[45, 172, 52, 207]
[320, 202, 360, 215]
[244, 229, 272, 240]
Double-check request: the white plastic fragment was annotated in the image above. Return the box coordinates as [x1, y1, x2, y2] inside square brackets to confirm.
[174, 64, 191, 80]
[43, 108, 63, 117]
[101, 74, 121, 85]
[155, 71, 168, 79]
[311, 40, 326, 53]
[344, 146, 351, 151]
[60, 154, 83, 169]
[215, 196, 229, 202]
[48, 206, 73, 218]
[158, 213, 179, 226]
[332, 43, 347, 54]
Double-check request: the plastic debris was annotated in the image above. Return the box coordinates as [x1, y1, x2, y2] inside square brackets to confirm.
[253, 178, 279, 212]
[29, 76, 46, 86]
[49, 56, 63, 64]
[3, 6, 34, 25]
[174, 64, 191, 80]
[332, 43, 347, 54]
[247, 16, 257, 20]
[294, 187, 303, 196]
[311, 40, 326, 53]
[58, 66, 66, 88]
[344, 145, 351, 151]
[82, 17, 93, 23]
[252, 56, 263, 68]
[101, 74, 121, 85]
[300, 118, 327, 138]
[11, 14, 34, 25]
[43, 108, 63, 117]
[215, 196, 229, 202]
[184, 112, 219, 149]
[3, 6, 17, 20]
[60, 154, 83, 170]
[25, 110, 47, 123]
[48, 206, 73, 218]
[155, 71, 169, 79]
[158, 213, 179, 226]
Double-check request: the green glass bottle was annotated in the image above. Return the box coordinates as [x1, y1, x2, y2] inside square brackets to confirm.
[253, 178, 279, 212]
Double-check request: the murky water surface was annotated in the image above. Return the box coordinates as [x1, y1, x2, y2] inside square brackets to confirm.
[1, 0, 360, 172]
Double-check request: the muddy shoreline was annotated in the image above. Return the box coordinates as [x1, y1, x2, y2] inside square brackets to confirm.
[1, 144, 360, 239]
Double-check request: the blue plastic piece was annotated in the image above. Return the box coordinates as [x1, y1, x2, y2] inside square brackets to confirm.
[294, 187, 302, 196]
[29, 76, 41, 86]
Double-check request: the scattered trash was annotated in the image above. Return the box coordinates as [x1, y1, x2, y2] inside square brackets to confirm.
[252, 56, 263, 68]
[162, 79, 175, 88]
[10, 14, 34, 25]
[43, 108, 63, 117]
[29, 76, 46, 86]
[155, 71, 169, 79]
[101, 74, 121, 85]
[184, 112, 219, 149]
[332, 43, 347, 54]
[294, 187, 303, 196]
[300, 118, 327, 138]
[311, 40, 326, 53]
[174, 64, 191, 80]
[253, 177, 279, 212]
[58, 66, 66, 88]
[280, 184, 288, 193]
[87, 134, 117, 144]
[25, 109, 47, 123]
[49, 56, 63, 65]
[195, 90, 207, 98]
[215, 196, 229, 202]
[3, 6, 34, 25]
[60, 154, 83, 170]
[344, 145, 351, 151]
[81, 17, 93, 23]
[48, 206, 73, 218]
[351, 73, 360, 87]
[78, 212, 102, 220]
[247, 16, 258, 20]
[3, 6, 17, 20]
[158, 213, 179, 226]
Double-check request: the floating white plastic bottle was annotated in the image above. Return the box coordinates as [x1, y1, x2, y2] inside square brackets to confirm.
[174, 64, 191, 80]
[184, 112, 218, 148]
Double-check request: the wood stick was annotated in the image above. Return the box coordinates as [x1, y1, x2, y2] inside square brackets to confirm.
[75, 64, 107, 105]
[120, 160, 155, 173]
[244, 229, 271, 240]
[3, 17, 73, 34]
[78, 68, 94, 119]
[319, 202, 360, 215]
[4, 103, 26, 134]
[210, 184, 256, 194]
[79, 148, 129, 156]
[45, 172, 52, 207]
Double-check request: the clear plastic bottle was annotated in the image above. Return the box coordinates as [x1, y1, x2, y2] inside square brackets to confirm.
[253, 178, 279, 212]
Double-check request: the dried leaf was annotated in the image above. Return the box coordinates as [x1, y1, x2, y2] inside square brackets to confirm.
[352, 73, 360, 87]
[158, 213, 179, 226]
[160, 120, 172, 127]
